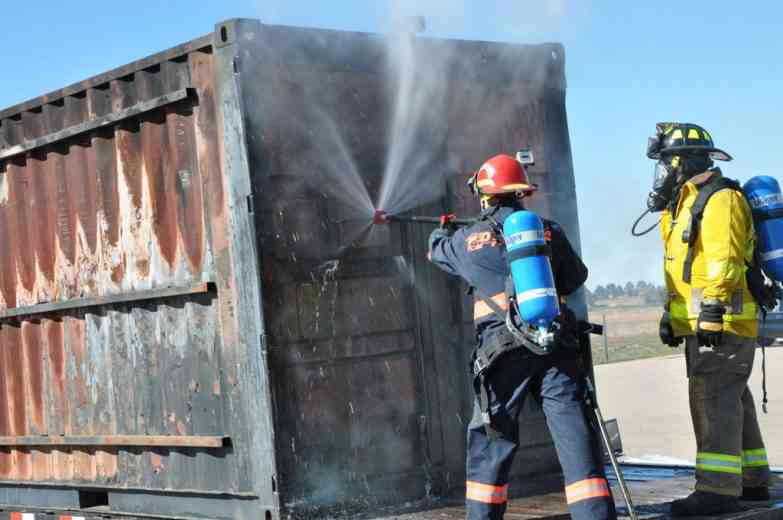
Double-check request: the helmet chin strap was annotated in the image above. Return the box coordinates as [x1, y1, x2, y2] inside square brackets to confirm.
[479, 193, 526, 211]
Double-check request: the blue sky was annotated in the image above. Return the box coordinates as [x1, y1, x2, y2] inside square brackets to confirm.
[2, 1, 781, 289]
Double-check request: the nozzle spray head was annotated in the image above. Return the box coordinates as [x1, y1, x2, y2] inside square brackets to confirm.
[373, 209, 388, 225]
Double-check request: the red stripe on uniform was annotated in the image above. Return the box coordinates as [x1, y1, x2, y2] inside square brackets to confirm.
[565, 477, 611, 504]
[466, 480, 509, 504]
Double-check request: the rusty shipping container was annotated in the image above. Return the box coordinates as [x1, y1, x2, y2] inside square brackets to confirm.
[0, 19, 588, 520]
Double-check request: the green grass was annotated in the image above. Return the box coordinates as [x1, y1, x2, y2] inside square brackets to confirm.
[590, 333, 679, 365]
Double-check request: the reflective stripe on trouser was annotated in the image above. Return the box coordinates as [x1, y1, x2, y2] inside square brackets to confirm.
[565, 477, 611, 504]
[686, 335, 770, 495]
[466, 349, 616, 520]
[466, 481, 509, 505]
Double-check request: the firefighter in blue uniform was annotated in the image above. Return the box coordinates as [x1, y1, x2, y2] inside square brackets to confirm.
[428, 155, 616, 520]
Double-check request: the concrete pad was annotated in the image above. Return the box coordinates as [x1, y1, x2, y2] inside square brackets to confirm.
[594, 348, 783, 465]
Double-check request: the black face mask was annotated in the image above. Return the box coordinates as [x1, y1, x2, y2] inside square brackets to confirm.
[646, 160, 677, 212]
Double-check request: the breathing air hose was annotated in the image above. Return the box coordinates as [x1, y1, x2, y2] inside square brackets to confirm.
[631, 208, 661, 237]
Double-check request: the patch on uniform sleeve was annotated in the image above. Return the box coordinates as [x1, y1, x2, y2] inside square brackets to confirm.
[466, 231, 500, 252]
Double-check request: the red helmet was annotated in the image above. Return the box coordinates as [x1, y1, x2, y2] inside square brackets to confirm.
[469, 155, 536, 195]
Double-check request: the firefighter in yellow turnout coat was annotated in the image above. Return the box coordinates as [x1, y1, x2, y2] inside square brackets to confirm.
[645, 123, 771, 516]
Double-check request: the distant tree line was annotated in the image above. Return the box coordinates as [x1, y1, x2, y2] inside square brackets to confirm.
[585, 281, 667, 307]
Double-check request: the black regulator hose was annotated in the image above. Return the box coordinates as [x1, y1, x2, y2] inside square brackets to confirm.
[631, 208, 661, 237]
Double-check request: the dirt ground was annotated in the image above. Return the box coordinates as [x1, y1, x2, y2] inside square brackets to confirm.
[588, 305, 672, 364]
[595, 348, 783, 466]
[589, 306, 661, 338]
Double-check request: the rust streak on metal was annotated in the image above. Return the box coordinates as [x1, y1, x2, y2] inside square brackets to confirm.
[189, 50, 224, 226]
[136, 67, 179, 271]
[62, 96, 95, 296]
[46, 317, 70, 481]
[68, 316, 88, 409]
[9, 158, 35, 296]
[53, 146, 77, 280]
[143, 110, 179, 268]
[20, 115, 44, 301]
[81, 139, 100, 256]
[22, 320, 49, 481]
[97, 130, 121, 242]
[67, 316, 96, 481]
[22, 321, 46, 433]
[97, 447, 118, 480]
[114, 118, 145, 281]
[30, 151, 57, 288]
[0, 435, 229, 447]
[46, 318, 67, 404]
[66, 139, 95, 263]
[150, 451, 164, 474]
[0, 171, 18, 308]
[113, 89, 144, 209]
[32, 447, 49, 482]
[3, 324, 31, 479]
[94, 129, 121, 279]
[6, 325, 28, 437]
[0, 327, 11, 477]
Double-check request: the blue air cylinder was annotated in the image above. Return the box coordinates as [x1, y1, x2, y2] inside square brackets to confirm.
[743, 176, 783, 282]
[503, 210, 560, 329]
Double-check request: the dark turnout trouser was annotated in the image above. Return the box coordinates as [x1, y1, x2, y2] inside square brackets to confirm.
[685, 334, 771, 496]
[466, 349, 616, 520]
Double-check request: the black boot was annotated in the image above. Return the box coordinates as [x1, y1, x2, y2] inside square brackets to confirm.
[670, 491, 742, 516]
[741, 486, 770, 501]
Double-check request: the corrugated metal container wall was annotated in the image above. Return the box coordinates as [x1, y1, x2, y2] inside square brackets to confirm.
[0, 18, 586, 519]
[0, 28, 278, 520]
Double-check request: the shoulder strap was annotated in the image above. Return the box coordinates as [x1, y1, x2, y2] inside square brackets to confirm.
[682, 176, 742, 284]
[474, 285, 508, 321]
[479, 213, 505, 244]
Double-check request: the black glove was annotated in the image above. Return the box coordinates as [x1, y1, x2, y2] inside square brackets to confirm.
[697, 303, 725, 347]
[428, 215, 457, 250]
[659, 311, 683, 347]
[554, 305, 580, 349]
[558, 304, 578, 332]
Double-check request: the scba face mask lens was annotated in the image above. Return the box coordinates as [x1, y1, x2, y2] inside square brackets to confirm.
[647, 160, 677, 212]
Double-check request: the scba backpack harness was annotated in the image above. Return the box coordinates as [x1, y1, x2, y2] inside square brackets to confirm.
[468, 214, 601, 434]
[681, 174, 782, 412]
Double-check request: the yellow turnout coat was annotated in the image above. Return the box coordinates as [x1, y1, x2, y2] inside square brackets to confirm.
[661, 169, 758, 337]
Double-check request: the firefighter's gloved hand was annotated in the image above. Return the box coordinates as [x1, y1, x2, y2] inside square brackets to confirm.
[439, 214, 458, 234]
[697, 303, 725, 347]
[659, 311, 683, 347]
[558, 305, 578, 333]
[428, 227, 450, 252]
